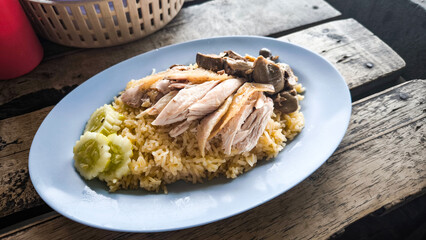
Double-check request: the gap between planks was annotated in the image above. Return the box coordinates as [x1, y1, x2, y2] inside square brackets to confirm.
[1, 80, 424, 239]
[280, 18, 406, 91]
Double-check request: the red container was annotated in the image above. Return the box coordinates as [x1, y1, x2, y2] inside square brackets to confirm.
[0, 0, 43, 80]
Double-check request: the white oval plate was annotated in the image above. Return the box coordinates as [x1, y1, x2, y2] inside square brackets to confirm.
[29, 36, 351, 232]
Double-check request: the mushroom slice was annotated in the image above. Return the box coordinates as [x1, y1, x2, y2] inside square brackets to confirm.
[273, 91, 299, 114]
[196, 53, 225, 72]
[223, 58, 253, 77]
[252, 56, 284, 93]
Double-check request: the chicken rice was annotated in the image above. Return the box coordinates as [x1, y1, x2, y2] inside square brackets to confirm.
[73, 49, 305, 192]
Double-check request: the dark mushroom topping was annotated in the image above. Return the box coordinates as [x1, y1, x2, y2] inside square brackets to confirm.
[259, 48, 279, 62]
[223, 50, 247, 61]
[252, 56, 284, 93]
[196, 53, 224, 72]
[259, 48, 272, 58]
[223, 58, 253, 77]
[277, 63, 297, 86]
[273, 91, 299, 114]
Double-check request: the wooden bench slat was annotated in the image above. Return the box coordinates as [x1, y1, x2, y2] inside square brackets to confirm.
[0, 107, 52, 159]
[0, 18, 406, 218]
[411, 0, 426, 10]
[280, 18, 406, 91]
[2, 80, 424, 239]
[0, 150, 44, 219]
[0, 0, 339, 107]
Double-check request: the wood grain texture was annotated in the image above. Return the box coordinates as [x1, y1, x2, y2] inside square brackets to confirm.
[0, 18, 407, 219]
[0, 0, 339, 107]
[0, 107, 54, 217]
[0, 107, 52, 159]
[280, 18, 406, 91]
[411, 0, 426, 10]
[1, 80, 424, 239]
[0, 151, 43, 219]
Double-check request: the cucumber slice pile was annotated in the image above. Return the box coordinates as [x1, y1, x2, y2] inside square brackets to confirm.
[84, 104, 124, 136]
[74, 104, 133, 181]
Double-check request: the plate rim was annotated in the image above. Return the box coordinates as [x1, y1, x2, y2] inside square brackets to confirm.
[29, 35, 352, 232]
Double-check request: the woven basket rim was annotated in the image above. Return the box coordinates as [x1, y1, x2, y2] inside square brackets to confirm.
[22, 0, 184, 48]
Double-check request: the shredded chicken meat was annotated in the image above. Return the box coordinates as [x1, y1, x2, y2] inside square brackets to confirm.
[119, 49, 301, 155]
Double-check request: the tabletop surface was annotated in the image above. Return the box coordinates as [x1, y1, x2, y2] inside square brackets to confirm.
[0, 0, 425, 239]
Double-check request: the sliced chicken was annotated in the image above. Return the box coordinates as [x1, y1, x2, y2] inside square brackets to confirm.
[234, 95, 274, 153]
[169, 120, 194, 138]
[152, 80, 221, 125]
[128, 67, 229, 90]
[122, 67, 228, 108]
[187, 78, 245, 121]
[197, 96, 233, 156]
[151, 79, 171, 94]
[220, 94, 258, 155]
[209, 82, 275, 139]
[125, 71, 168, 90]
[232, 94, 267, 144]
[168, 81, 190, 90]
[121, 70, 171, 108]
[143, 91, 178, 116]
[254, 92, 265, 109]
[166, 68, 231, 84]
[151, 78, 191, 92]
[120, 84, 149, 108]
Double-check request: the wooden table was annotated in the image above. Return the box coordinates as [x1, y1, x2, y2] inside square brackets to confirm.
[0, 0, 424, 239]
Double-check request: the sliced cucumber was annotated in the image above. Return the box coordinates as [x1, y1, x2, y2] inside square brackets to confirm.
[99, 134, 133, 181]
[84, 105, 124, 136]
[73, 132, 111, 180]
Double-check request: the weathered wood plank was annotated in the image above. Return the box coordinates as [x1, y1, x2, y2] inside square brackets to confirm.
[280, 18, 406, 91]
[0, 0, 339, 110]
[0, 108, 52, 217]
[0, 107, 52, 159]
[2, 80, 424, 239]
[0, 18, 407, 219]
[411, 0, 426, 10]
[0, 150, 44, 219]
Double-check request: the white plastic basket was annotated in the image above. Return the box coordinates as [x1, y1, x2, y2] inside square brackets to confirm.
[21, 0, 184, 48]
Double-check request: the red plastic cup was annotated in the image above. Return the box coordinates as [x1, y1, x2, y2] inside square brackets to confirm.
[0, 0, 43, 80]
